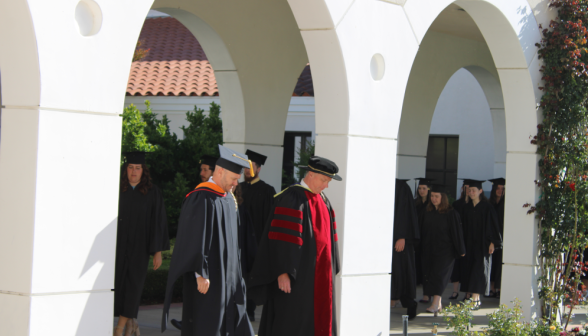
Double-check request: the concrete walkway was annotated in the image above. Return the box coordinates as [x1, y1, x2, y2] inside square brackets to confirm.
[120, 284, 588, 335]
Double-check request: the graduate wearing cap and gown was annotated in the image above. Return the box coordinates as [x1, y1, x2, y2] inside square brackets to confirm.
[448, 178, 472, 300]
[488, 178, 505, 298]
[239, 150, 277, 244]
[420, 184, 466, 315]
[459, 180, 502, 307]
[414, 178, 434, 292]
[248, 156, 341, 336]
[199, 154, 218, 182]
[390, 179, 420, 319]
[161, 145, 254, 336]
[114, 152, 170, 336]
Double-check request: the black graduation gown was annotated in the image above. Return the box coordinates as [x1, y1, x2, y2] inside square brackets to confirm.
[414, 199, 428, 285]
[459, 201, 502, 295]
[490, 199, 505, 289]
[391, 180, 420, 303]
[248, 184, 340, 336]
[161, 182, 254, 336]
[450, 198, 467, 283]
[114, 184, 170, 318]
[239, 179, 276, 245]
[238, 206, 258, 282]
[421, 209, 466, 296]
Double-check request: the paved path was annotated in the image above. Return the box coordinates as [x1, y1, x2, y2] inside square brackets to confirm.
[119, 284, 588, 335]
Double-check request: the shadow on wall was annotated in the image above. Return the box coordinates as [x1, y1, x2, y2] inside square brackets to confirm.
[517, 5, 539, 56]
[75, 218, 117, 336]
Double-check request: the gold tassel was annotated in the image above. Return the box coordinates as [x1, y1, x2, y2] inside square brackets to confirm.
[232, 154, 255, 177]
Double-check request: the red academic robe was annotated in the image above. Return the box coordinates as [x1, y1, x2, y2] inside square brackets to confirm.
[248, 184, 340, 336]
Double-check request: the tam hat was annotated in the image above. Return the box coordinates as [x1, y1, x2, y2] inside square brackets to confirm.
[124, 152, 146, 165]
[245, 150, 267, 166]
[299, 156, 342, 181]
[216, 145, 254, 176]
[199, 155, 218, 170]
[488, 178, 506, 186]
[430, 184, 448, 193]
[467, 179, 485, 189]
[415, 178, 435, 186]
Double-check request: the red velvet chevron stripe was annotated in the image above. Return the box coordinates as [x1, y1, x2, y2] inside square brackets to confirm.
[275, 207, 303, 219]
[269, 232, 303, 246]
[271, 219, 303, 232]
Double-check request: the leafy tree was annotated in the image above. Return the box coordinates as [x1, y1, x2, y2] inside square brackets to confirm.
[121, 103, 160, 153]
[121, 100, 223, 238]
[533, 0, 588, 327]
[177, 102, 223, 188]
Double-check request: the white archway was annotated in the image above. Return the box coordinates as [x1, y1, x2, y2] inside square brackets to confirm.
[0, 0, 552, 334]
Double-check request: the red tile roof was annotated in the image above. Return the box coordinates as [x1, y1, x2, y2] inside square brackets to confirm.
[127, 17, 313, 97]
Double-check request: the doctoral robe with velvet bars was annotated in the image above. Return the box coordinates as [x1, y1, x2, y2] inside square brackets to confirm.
[248, 184, 340, 336]
[161, 182, 254, 336]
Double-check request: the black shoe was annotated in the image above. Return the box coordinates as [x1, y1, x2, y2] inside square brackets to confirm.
[484, 290, 495, 298]
[460, 294, 471, 303]
[449, 292, 459, 300]
[472, 300, 481, 310]
[171, 319, 182, 330]
[407, 302, 418, 320]
[495, 291, 501, 299]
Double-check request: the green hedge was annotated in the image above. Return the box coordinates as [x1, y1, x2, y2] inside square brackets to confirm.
[141, 269, 183, 306]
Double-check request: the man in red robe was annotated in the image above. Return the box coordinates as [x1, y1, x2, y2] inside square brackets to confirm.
[248, 156, 341, 336]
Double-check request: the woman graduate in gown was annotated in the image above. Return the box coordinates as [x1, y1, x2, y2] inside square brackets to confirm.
[114, 152, 170, 336]
[414, 178, 434, 303]
[459, 180, 502, 309]
[488, 178, 505, 299]
[448, 179, 471, 300]
[421, 184, 466, 316]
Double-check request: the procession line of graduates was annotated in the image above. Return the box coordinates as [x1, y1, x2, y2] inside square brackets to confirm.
[114, 144, 342, 336]
[390, 177, 504, 318]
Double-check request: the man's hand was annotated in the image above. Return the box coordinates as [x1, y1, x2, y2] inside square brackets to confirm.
[278, 273, 291, 293]
[395, 239, 405, 252]
[489, 242, 495, 255]
[197, 276, 210, 294]
[153, 252, 162, 270]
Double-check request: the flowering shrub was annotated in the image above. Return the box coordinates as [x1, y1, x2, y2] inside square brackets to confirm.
[443, 299, 564, 335]
[533, 0, 588, 327]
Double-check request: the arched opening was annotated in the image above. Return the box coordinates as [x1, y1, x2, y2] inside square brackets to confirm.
[395, 0, 541, 323]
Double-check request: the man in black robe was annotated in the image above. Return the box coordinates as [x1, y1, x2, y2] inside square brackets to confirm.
[199, 154, 217, 182]
[171, 154, 220, 331]
[161, 145, 254, 336]
[239, 149, 276, 243]
[390, 179, 420, 319]
[248, 156, 341, 336]
[238, 149, 276, 320]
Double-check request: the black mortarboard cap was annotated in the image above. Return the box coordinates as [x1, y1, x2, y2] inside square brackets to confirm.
[199, 155, 218, 170]
[415, 178, 435, 186]
[299, 156, 342, 181]
[458, 178, 475, 186]
[468, 179, 485, 189]
[245, 149, 267, 166]
[124, 152, 146, 165]
[216, 145, 254, 176]
[488, 178, 506, 186]
[430, 184, 448, 193]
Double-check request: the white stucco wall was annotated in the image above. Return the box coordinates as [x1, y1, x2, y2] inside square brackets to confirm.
[430, 68, 495, 195]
